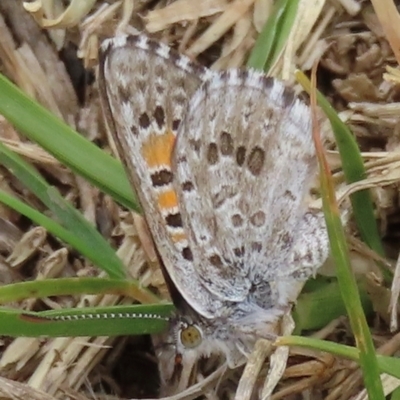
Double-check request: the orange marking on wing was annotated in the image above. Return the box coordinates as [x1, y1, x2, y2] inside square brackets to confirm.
[171, 231, 188, 243]
[157, 188, 179, 210]
[141, 130, 175, 169]
[140, 130, 186, 244]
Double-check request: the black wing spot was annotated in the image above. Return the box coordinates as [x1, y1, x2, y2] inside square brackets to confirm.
[139, 112, 151, 129]
[151, 169, 173, 187]
[220, 131, 234, 156]
[247, 146, 265, 176]
[166, 212, 183, 228]
[172, 119, 181, 132]
[250, 210, 266, 227]
[207, 142, 219, 165]
[130, 124, 139, 136]
[209, 254, 223, 267]
[231, 213, 244, 227]
[233, 246, 245, 257]
[153, 106, 166, 129]
[182, 247, 193, 261]
[182, 181, 194, 192]
[236, 146, 246, 166]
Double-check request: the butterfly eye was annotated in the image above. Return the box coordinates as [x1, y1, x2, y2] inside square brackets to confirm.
[180, 325, 202, 349]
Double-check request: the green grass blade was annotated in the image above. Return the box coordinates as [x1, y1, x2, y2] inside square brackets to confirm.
[246, 0, 299, 72]
[0, 304, 173, 337]
[311, 76, 385, 399]
[0, 73, 139, 213]
[0, 277, 159, 305]
[0, 141, 126, 279]
[0, 189, 85, 255]
[321, 195, 384, 398]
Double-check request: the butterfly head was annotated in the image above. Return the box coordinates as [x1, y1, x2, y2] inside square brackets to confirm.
[153, 313, 203, 394]
[153, 302, 281, 394]
[153, 309, 243, 394]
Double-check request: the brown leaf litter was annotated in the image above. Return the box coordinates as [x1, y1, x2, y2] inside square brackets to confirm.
[0, 0, 400, 399]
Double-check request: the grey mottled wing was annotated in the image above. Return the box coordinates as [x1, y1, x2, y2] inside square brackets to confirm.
[98, 34, 223, 318]
[174, 70, 318, 303]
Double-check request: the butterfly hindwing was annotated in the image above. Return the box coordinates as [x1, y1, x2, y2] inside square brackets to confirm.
[174, 70, 320, 302]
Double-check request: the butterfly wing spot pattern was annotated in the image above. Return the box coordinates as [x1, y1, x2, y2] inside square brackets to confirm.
[99, 34, 330, 395]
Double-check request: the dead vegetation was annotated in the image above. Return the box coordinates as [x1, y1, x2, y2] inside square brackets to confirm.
[0, 0, 400, 399]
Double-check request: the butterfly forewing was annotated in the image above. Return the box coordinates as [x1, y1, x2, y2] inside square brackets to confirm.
[98, 35, 221, 317]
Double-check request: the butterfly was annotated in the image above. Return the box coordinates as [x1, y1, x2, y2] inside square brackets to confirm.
[98, 33, 329, 395]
